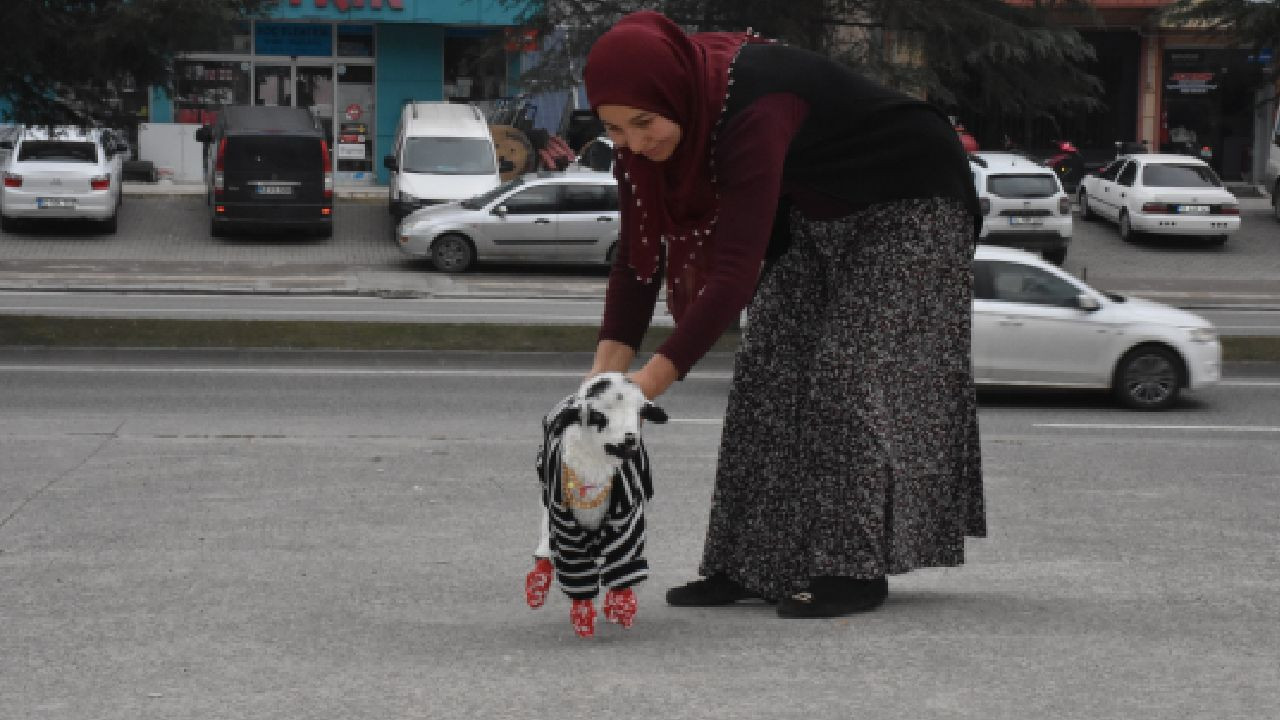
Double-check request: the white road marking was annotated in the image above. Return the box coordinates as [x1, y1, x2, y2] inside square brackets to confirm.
[1035, 423, 1280, 433]
[0, 364, 734, 380]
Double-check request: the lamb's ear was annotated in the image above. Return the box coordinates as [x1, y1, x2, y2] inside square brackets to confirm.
[548, 402, 582, 436]
[640, 402, 668, 424]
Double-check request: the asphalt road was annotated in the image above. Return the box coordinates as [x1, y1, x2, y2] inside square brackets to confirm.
[2, 351, 1278, 719]
[0, 195, 1276, 306]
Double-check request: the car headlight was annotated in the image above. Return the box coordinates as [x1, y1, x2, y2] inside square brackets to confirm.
[1186, 327, 1217, 344]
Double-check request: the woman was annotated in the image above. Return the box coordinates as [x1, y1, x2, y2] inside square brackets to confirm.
[583, 11, 985, 618]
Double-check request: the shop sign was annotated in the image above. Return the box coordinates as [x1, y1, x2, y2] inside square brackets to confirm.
[345, 103, 363, 121]
[289, 0, 405, 9]
[1166, 72, 1218, 94]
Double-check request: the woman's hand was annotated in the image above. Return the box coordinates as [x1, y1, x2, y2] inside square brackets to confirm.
[628, 355, 679, 400]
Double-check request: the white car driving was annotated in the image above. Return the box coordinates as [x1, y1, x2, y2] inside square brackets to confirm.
[970, 152, 1073, 265]
[1076, 153, 1239, 245]
[972, 245, 1220, 410]
[0, 126, 125, 234]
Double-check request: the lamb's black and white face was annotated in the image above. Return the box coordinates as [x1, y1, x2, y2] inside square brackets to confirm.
[577, 372, 668, 459]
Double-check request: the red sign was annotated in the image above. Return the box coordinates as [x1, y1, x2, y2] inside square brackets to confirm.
[345, 103, 363, 121]
[289, 0, 405, 9]
[504, 28, 539, 53]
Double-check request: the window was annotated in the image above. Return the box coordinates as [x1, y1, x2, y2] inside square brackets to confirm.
[561, 184, 619, 212]
[1142, 163, 1221, 188]
[224, 137, 323, 173]
[173, 60, 250, 125]
[985, 261, 1080, 307]
[337, 25, 375, 57]
[987, 174, 1060, 198]
[401, 137, 497, 175]
[501, 185, 559, 214]
[1117, 162, 1138, 187]
[17, 141, 98, 163]
[1099, 160, 1125, 182]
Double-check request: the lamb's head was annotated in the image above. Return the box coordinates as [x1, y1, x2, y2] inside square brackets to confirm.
[574, 372, 668, 460]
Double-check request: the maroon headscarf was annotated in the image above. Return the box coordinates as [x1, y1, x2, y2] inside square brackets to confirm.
[584, 11, 763, 321]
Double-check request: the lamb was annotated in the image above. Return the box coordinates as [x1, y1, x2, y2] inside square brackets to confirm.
[525, 372, 668, 638]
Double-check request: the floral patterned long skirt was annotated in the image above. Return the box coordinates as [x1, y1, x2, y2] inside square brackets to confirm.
[698, 197, 986, 599]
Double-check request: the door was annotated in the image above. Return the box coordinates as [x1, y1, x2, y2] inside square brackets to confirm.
[485, 183, 560, 258]
[974, 260, 1116, 385]
[255, 66, 292, 107]
[1094, 159, 1127, 220]
[556, 182, 619, 261]
[295, 65, 335, 152]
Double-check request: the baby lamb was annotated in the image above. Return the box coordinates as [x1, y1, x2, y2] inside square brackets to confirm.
[525, 372, 668, 638]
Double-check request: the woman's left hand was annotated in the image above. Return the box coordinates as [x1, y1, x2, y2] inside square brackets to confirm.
[628, 354, 679, 400]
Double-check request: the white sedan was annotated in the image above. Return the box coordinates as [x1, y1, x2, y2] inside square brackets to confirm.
[0, 126, 125, 234]
[1076, 153, 1239, 245]
[972, 246, 1220, 410]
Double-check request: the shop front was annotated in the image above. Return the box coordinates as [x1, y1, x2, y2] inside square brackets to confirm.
[148, 0, 522, 185]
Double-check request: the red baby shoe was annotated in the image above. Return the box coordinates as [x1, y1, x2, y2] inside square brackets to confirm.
[570, 598, 596, 638]
[525, 557, 554, 608]
[603, 588, 637, 628]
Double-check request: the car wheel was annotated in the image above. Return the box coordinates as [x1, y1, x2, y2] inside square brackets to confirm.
[1113, 344, 1183, 411]
[1043, 248, 1067, 265]
[211, 219, 226, 238]
[1118, 211, 1139, 243]
[431, 233, 475, 273]
[1077, 190, 1095, 220]
[0, 214, 16, 233]
[315, 223, 333, 239]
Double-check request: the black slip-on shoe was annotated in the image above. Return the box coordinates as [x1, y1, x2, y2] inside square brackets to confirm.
[776, 577, 888, 619]
[666, 574, 760, 606]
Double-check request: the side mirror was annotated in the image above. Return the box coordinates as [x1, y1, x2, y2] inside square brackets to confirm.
[499, 158, 515, 173]
[383, 155, 397, 171]
[493, 205, 508, 217]
[195, 126, 212, 144]
[1074, 293, 1100, 311]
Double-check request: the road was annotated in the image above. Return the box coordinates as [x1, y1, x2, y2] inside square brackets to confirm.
[2, 351, 1278, 719]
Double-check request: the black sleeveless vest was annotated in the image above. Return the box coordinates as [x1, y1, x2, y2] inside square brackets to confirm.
[723, 43, 980, 238]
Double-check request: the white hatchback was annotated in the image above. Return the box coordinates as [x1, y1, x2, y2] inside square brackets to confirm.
[1076, 153, 1239, 245]
[972, 245, 1220, 410]
[397, 171, 619, 273]
[970, 152, 1073, 265]
[0, 126, 124, 234]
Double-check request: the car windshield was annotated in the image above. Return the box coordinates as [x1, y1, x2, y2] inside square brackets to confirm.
[1142, 163, 1221, 188]
[402, 137, 497, 175]
[460, 177, 524, 209]
[17, 140, 98, 163]
[987, 174, 1059, 198]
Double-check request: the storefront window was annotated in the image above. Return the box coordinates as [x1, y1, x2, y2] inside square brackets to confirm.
[173, 60, 250, 125]
[1161, 48, 1261, 180]
[336, 65, 375, 183]
[444, 32, 507, 101]
[338, 25, 375, 57]
[256, 22, 334, 57]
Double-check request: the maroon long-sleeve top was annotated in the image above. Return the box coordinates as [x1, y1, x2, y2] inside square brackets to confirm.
[599, 93, 819, 376]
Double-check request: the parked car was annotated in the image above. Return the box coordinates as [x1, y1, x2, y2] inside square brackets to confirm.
[384, 101, 501, 220]
[195, 105, 333, 238]
[397, 170, 619, 272]
[970, 152, 1073, 265]
[1076, 153, 1240, 245]
[972, 245, 1220, 410]
[0, 125, 125, 234]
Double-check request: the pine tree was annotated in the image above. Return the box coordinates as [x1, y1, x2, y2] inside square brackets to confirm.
[0, 0, 276, 126]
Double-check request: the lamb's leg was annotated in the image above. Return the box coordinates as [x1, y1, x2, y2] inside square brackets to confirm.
[603, 588, 637, 628]
[525, 508, 554, 608]
[570, 598, 596, 638]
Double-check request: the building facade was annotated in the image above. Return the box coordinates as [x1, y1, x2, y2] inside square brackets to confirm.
[148, 0, 524, 185]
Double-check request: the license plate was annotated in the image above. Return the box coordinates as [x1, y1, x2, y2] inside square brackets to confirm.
[1176, 205, 1209, 214]
[255, 185, 293, 196]
[1008, 216, 1044, 225]
[37, 197, 76, 209]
